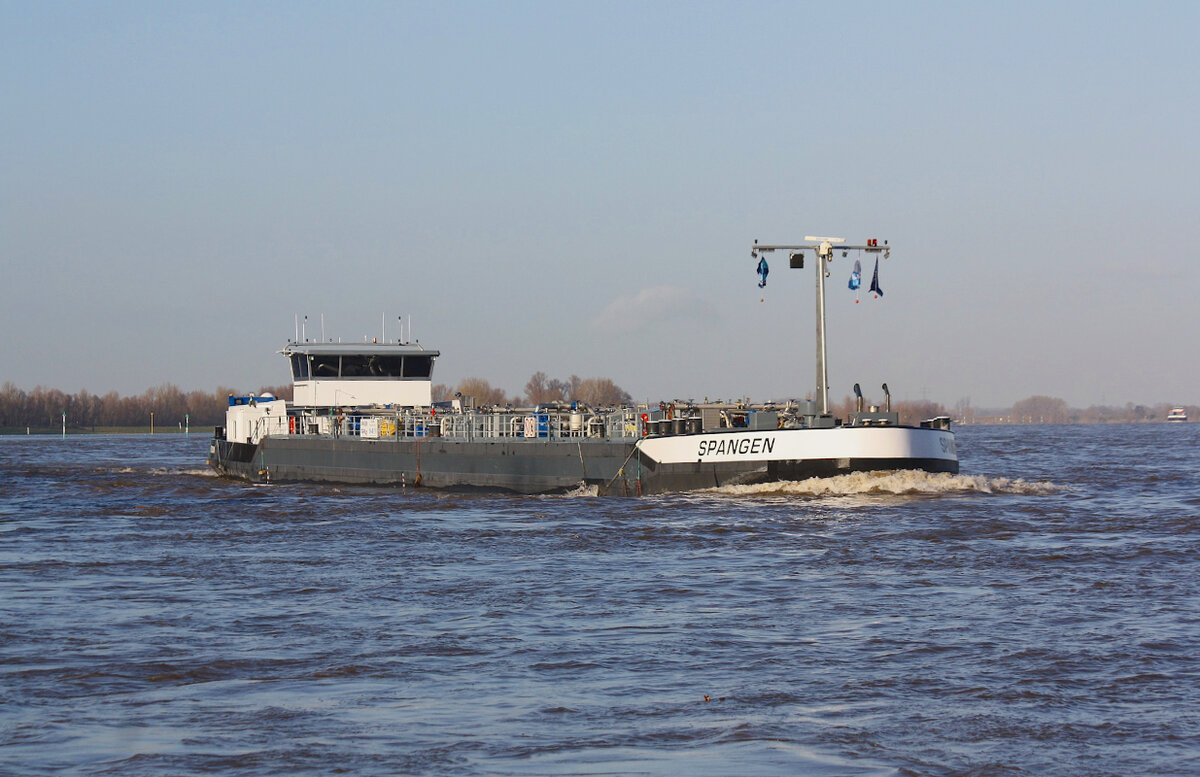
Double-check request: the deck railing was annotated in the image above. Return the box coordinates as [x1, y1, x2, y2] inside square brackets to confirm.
[285, 407, 645, 442]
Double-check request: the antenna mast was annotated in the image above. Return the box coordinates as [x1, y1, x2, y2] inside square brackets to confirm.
[751, 236, 890, 415]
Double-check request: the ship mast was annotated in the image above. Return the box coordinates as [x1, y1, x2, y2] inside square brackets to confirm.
[751, 236, 890, 415]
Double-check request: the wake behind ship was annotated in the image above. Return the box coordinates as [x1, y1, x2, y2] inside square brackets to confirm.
[209, 236, 958, 494]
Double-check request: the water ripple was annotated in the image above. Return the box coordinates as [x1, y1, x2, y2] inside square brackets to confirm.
[1, 427, 1198, 776]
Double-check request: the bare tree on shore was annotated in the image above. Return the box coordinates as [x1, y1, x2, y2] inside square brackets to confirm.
[453, 377, 512, 406]
[522, 372, 629, 406]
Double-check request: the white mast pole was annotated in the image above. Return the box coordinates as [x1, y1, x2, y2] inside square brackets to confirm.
[804, 237, 842, 416]
[815, 243, 829, 414]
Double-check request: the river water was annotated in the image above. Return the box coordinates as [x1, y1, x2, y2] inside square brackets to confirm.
[1, 424, 1198, 776]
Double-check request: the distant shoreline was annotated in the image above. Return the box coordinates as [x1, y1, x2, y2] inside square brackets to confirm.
[2, 419, 1191, 436]
[0, 426, 203, 436]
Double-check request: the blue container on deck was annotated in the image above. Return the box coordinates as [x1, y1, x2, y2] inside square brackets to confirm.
[536, 414, 549, 438]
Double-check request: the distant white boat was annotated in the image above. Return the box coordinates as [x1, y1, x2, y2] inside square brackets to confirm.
[1166, 407, 1188, 422]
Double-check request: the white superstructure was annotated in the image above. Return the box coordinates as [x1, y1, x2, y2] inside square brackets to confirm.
[225, 394, 289, 444]
[283, 342, 439, 409]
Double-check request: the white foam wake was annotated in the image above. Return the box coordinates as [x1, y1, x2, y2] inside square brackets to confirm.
[562, 482, 601, 498]
[709, 470, 1060, 497]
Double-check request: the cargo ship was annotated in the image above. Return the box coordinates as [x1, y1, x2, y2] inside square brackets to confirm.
[208, 237, 958, 494]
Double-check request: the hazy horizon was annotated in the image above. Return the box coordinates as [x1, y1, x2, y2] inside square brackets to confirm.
[3, 2, 1197, 409]
[1, 371, 1190, 416]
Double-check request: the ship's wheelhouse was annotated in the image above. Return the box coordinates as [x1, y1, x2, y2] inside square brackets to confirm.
[282, 343, 440, 408]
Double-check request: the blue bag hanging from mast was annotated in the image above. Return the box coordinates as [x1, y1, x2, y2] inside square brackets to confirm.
[756, 256, 769, 288]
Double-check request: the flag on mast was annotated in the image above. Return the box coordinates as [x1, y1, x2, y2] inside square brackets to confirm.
[869, 257, 883, 298]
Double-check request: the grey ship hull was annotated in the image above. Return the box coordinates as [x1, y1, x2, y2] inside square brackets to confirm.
[209, 427, 958, 496]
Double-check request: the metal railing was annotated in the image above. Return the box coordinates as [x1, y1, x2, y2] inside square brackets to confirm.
[284, 407, 644, 442]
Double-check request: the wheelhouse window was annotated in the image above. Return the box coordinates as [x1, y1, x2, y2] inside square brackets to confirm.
[311, 355, 340, 377]
[338, 355, 407, 377]
[339, 356, 369, 377]
[402, 355, 433, 378]
[300, 352, 434, 378]
[290, 354, 310, 380]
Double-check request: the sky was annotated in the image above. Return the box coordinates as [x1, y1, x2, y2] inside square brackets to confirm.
[2, 1, 1197, 409]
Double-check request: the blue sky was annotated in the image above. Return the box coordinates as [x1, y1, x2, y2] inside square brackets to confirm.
[2, 1, 1197, 408]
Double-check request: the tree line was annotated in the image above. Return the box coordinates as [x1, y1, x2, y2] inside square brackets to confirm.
[821, 393, 1193, 425]
[990, 396, 1194, 424]
[2, 377, 1188, 432]
[0, 371, 632, 431]
[0, 382, 291, 432]
[434, 371, 632, 408]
